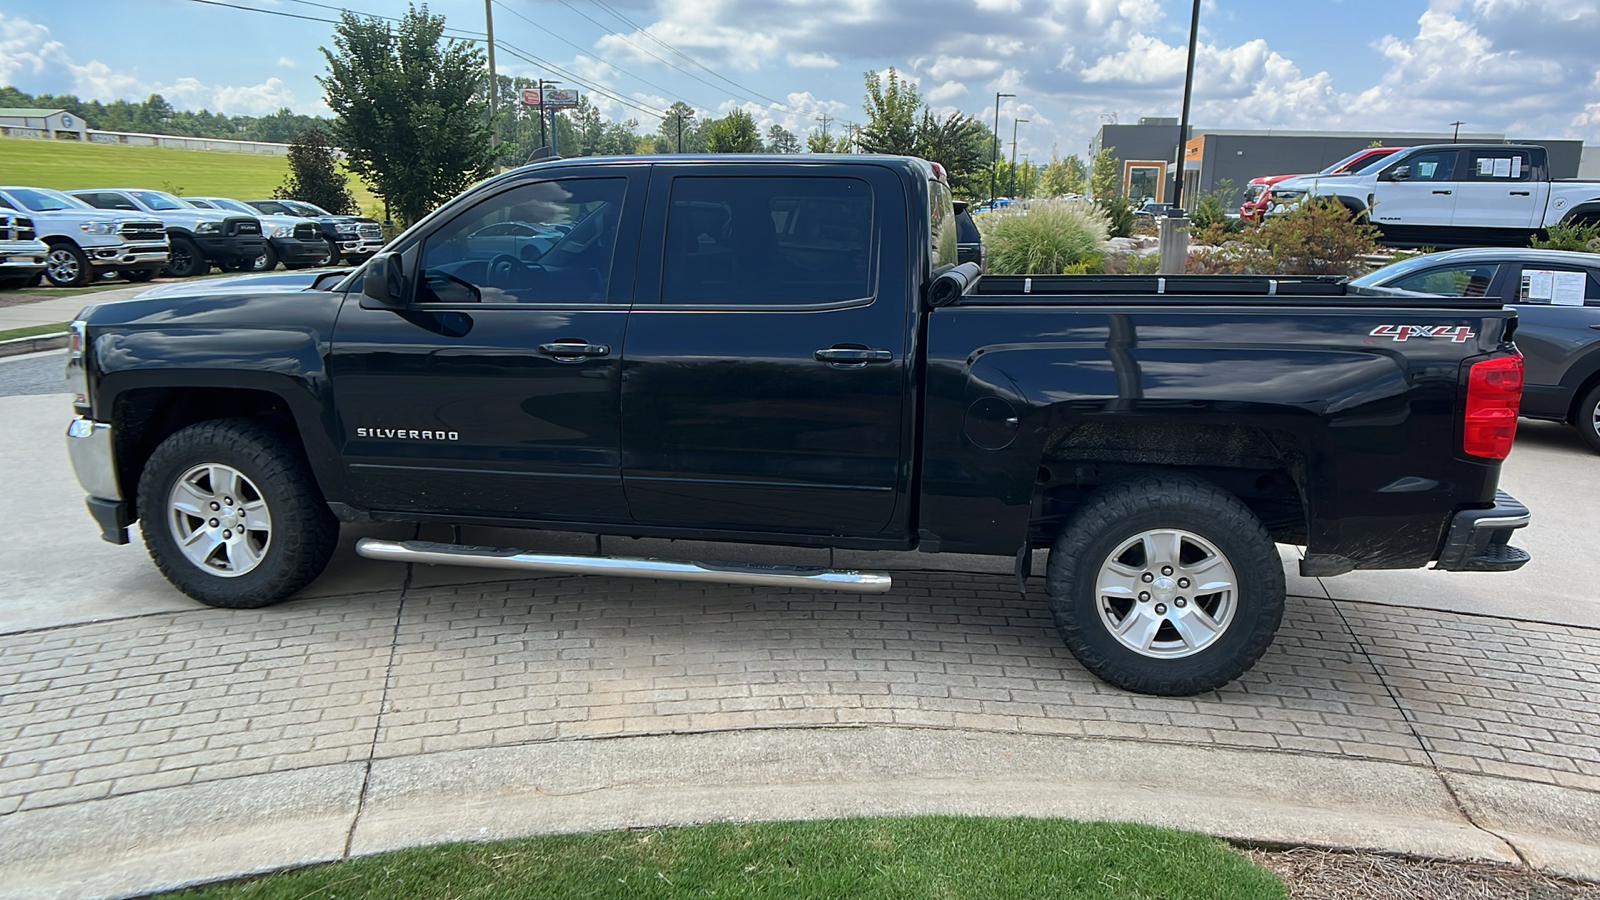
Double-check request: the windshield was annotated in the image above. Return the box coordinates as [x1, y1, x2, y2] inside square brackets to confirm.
[1320, 150, 1377, 175]
[283, 200, 331, 216]
[127, 190, 189, 211]
[1, 187, 91, 212]
[1351, 154, 1400, 176]
[1350, 254, 1441, 287]
[183, 199, 216, 209]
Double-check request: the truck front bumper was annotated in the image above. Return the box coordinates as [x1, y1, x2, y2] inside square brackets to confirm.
[85, 241, 170, 270]
[66, 416, 130, 544]
[0, 239, 48, 278]
[1435, 489, 1530, 572]
[196, 235, 268, 266]
[272, 235, 334, 266]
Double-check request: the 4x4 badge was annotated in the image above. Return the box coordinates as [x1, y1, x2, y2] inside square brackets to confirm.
[1370, 324, 1476, 343]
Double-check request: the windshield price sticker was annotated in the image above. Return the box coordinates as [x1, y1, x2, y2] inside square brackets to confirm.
[1370, 324, 1476, 343]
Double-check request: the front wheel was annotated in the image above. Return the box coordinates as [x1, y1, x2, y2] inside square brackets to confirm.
[44, 242, 90, 287]
[1577, 383, 1600, 455]
[137, 419, 339, 607]
[1045, 475, 1285, 696]
[163, 236, 208, 278]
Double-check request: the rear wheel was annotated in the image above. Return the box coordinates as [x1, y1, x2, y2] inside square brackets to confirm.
[1045, 475, 1285, 696]
[137, 418, 339, 608]
[44, 242, 89, 287]
[1578, 383, 1600, 455]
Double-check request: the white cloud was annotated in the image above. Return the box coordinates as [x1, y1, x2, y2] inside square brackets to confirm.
[786, 52, 838, 69]
[276, 56, 297, 69]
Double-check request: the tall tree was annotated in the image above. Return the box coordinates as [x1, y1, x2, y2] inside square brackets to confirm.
[915, 109, 991, 199]
[705, 109, 761, 152]
[1089, 147, 1122, 201]
[765, 123, 801, 154]
[319, 4, 494, 226]
[858, 68, 921, 155]
[274, 126, 357, 215]
[657, 102, 703, 153]
[805, 127, 835, 153]
[1039, 149, 1088, 197]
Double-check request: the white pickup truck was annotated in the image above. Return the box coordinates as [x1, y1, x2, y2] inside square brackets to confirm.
[1267, 143, 1600, 248]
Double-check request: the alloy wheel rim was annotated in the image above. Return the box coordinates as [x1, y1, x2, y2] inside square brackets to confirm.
[1094, 528, 1238, 659]
[46, 249, 79, 283]
[167, 464, 272, 577]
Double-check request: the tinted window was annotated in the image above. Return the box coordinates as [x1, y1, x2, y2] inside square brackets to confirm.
[929, 179, 958, 269]
[661, 176, 873, 305]
[1395, 150, 1459, 182]
[1388, 264, 1500, 298]
[418, 177, 625, 305]
[0, 188, 86, 212]
[251, 201, 293, 215]
[1465, 150, 1533, 183]
[955, 211, 981, 243]
[76, 192, 139, 211]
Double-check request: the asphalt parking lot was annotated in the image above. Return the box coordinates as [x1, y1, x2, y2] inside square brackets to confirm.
[2, 350, 1598, 899]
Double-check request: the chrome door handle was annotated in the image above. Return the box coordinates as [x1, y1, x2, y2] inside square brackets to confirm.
[814, 348, 894, 364]
[1432, 190, 1453, 195]
[538, 341, 610, 359]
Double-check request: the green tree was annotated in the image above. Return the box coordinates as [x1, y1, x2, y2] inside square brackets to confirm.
[657, 102, 704, 153]
[273, 126, 356, 215]
[319, 4, 494, 226]
[765, 123, 801, 154]
[1089, 147, 1122, 201]
[915, 110, 991, 199]
[705, 109, 762, 152]
[858, 68, 921, 155]
[1039, 149, 1088, 197]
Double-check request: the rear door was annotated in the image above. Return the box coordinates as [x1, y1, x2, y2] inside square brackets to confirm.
[1505, 261, 1600, 402]
[619, 163, 916, 537]
[1453, 148, 1543, 228]
[1372, 149, 1461, 227]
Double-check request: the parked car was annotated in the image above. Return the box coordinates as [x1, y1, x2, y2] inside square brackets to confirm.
[0, 205, 50, 289]
[952, 200, 984, 269]
[1133, 200, 1176, 219]
[68, 188, 265, 277]
[1267, 144, 1600, 248]
[1243, 149, 1406, 222]
[245, 199, 384, 265]
[1352, 247, 1600, 452]
[183, 197, 331, 271]
[0, 186, 169, 286]
[65, 155, 1530, 697]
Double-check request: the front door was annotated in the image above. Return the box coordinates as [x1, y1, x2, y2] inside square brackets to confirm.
[1372, 148, 1462, 227]
[620, 165, 915, 537]
[329, 168, 645, 523]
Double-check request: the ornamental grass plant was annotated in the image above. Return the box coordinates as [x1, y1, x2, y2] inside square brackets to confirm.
[976, 198, 1111, 274]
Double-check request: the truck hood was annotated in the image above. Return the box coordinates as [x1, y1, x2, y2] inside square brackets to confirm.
[131, 268, 346, 300]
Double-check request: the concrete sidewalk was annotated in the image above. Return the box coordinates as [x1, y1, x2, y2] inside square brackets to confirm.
[2, 391, 1598, 899]
[0, 285, 152, 331]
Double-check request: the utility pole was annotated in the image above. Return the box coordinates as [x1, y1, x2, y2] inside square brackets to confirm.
[817, 113, 833, 146]
[990, 91, 1014, 207]
[484, 0, 498, 168]
[1010, 118, 1028, 197]
[674, 107, 696, 153]
[1170, 0, 1201, 212]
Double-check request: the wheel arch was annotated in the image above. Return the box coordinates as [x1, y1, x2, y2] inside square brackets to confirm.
[1557, 202, 1600, 228]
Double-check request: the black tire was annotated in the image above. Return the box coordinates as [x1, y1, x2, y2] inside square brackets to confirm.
[1577, 382, 1600, 455]
[163, 235, 208, 278]
[250, 244, 280, 272]
[119, 268, 158, 283]
[137, 418, 339, 608]
[321, 238, 340, 267]
[23, 272, 43, 288]
[1045, 475, 1285, 696]
[0, 276, 27, 290]
[44, 241, 90, 287]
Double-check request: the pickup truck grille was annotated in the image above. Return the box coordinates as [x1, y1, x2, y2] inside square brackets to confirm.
[118, 221, 165, 242]
[2, 215, 36, 242]
[224, 217, 262, 237]
[358, 223, 383, 242]
[293, 222, 320, 241]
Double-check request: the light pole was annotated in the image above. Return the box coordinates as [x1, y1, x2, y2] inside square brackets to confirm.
[1010, 118, 1028, 197]
[1159, 0, 1202, 276]
[990, 91, 1014, 207]
[484, 0, 498, 167]
[537, 79, 559, 151]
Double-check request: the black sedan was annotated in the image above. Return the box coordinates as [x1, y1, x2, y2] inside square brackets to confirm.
[1352, 247, 1600, 453]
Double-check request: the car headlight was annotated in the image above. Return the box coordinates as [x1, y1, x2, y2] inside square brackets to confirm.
[335, 223, 359, 234]
[270, 225, 292, 238]
[195, 221, 222, 235]
[79, 221, 117, 235]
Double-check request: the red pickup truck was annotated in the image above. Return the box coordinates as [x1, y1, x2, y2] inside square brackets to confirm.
[1239, 147, 1401, 222]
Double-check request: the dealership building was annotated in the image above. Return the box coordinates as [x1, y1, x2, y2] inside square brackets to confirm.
[1089, 117, 1587, 206]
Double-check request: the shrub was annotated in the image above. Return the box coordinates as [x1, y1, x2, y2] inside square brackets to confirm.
[1532, 220, 1600, 252]
[1096, 196, 1136, 239]
[976, 199, 1110, 274]
[1244, 198, 1380, 276]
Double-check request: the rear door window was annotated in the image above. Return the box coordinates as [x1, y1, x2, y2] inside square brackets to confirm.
[660, 176, 875, 305]
[1465, 149, 1534, 182]
[1388, 264, 1501, 298]
[1517, 266, 1600, 306]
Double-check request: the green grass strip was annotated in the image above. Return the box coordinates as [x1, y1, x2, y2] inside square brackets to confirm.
[0, 322, 70, 342]
[152, 816, 1285, 900]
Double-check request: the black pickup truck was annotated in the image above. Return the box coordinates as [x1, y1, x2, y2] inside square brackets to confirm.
[64, 155, 1531, 696]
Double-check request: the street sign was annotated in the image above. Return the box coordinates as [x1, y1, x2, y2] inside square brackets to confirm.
[520, 87, 541, 107]
[542, 89, 579, 109]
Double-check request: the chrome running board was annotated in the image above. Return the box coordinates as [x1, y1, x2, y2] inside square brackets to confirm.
[355, 538, 893, 593]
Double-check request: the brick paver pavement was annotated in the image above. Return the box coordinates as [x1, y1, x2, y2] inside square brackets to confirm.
[2, 572, 1596, 819]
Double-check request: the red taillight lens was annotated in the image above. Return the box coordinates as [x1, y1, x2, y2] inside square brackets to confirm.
[1463, 354, 1523, 459]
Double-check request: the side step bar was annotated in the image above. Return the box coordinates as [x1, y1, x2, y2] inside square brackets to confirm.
[355, 538, 894, 593]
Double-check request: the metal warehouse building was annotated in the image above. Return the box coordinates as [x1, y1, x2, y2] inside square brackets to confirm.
[1090, 117, 1585, 208]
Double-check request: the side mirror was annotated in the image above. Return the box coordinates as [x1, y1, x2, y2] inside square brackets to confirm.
[361, 252, 405, 304]
[1386, 165, 1411, 182]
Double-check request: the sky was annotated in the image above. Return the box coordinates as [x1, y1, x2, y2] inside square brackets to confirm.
[2, 0, 1598, 163]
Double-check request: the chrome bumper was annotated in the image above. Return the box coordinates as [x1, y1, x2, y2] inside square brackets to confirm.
[86, 242, 170, 268]
[67, 417, 131, 544]
[0, 239, 48, 272]
[1435, 490, 1531, 572]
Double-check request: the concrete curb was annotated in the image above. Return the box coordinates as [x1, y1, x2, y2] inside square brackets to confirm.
[7, 728, 1600, 900]
[0, 333, 67, 359]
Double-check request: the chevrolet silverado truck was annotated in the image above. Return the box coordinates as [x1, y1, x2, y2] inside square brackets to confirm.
[68, 188, 265, 278]
[0, 186, 170, 286]
[1267, 143, 1600, 248]
[246, 199, 385, 266]
[184, 197, 331, 271]
[0, 205, 49, 288]
[64, 155, 1531, 696]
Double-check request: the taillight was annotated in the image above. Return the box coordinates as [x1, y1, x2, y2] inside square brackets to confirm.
[1463, 354, 1523, 460]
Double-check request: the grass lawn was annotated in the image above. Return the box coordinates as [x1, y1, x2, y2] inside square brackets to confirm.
[151, 816, 1285, 900]
[0, 136, 379, 216]
[0, 322, 70, 342]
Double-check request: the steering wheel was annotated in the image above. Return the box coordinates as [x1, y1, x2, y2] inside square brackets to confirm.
[486, 253, 539, 289]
